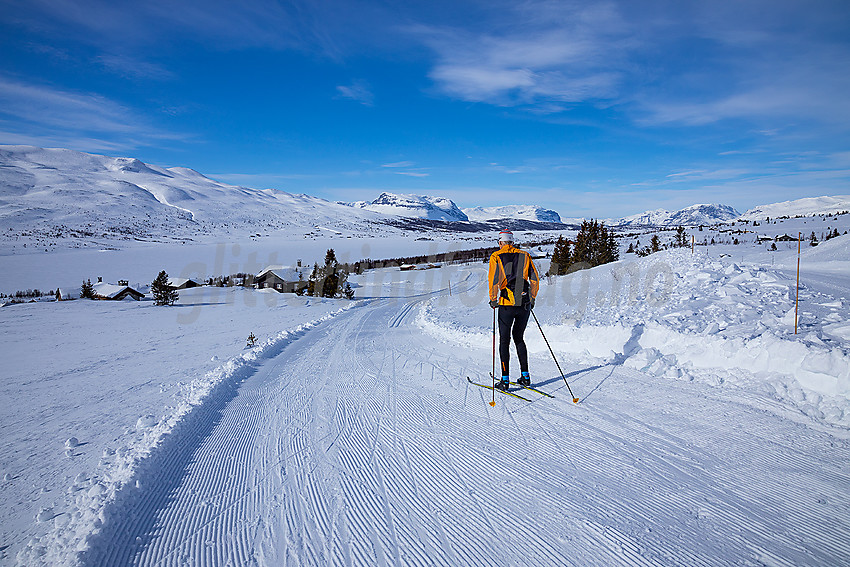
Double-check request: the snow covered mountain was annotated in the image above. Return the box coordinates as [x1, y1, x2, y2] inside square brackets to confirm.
[350, 192, 469, 222]
[739, 195, 850, 221]
[0, 145, 387, 248]
[618, 204, 740, 227]
[462, 205, 561, 223]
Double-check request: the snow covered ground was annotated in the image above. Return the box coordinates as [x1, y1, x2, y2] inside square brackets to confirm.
[422, 241, 850, 429]
[2, 221, 849, 565]
[1, 287, 357, 564]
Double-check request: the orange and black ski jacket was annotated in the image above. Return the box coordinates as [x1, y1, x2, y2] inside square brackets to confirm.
[488, 244, 540, 307]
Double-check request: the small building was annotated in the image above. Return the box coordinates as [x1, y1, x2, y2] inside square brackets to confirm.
[168, 277, 201, 290]
[92, 282, 145, 301]
[254, 265, 305, 293]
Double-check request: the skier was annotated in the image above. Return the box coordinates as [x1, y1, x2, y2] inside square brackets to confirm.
[488, 230, 540, 391]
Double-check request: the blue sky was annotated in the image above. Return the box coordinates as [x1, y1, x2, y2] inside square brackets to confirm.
[1, 0, 849, 218]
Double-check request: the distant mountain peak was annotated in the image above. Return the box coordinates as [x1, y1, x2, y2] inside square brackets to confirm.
[463, 205, 561, 223]
[618, 203, 740, 227]
[354, 192, 469, 221]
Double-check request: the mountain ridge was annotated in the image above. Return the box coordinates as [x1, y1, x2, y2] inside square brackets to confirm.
[3, 145, 848, 253]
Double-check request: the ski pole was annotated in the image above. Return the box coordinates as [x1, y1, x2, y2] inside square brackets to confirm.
[490, 306, 496, 406]
[530, 309, 579, 403]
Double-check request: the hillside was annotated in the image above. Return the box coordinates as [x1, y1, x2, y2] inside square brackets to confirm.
[0, 146, 389, 251]
[740, 195, 850, 221]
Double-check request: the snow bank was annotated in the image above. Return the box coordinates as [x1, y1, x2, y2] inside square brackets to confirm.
[419, 251, 850, 428]
[15, 303, 357, 567]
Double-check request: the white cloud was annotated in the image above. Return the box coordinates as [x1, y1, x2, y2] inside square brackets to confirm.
[15, 0, 310, 51]
[336, 80, 375, 106]
[96, 54, 175, 81]
[412, 2, 630, 108]
[393, 171, 429, 177]
[0, 76, 184, 150]
[412, 0, 850, 131]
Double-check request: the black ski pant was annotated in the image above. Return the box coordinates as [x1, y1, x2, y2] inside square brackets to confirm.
[498, 305, 530, 377]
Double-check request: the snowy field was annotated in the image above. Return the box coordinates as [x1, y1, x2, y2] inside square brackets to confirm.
[2, 217, 850, 565]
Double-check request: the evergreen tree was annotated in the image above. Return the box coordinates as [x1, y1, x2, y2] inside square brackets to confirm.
[151, 270, 179, 306]
[307, 249, 352, 298]
[607, 230, 619, 262]
[650, 234, 661, 253]
[81, 278, 95, 299]
[549, 221, 618, 274]
[306, 262, 321, 296]
[548, 236, 572, 276]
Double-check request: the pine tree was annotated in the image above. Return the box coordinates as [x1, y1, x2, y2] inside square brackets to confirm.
[675, 226, 686, 247]
[607, 230, 619, 262]
[548, 236, 572, 276]
[151, 270, 179, 306]
[650, 234, 661, 253]
[81, 278, 95, 299]
[307, 249, 352, 298]
[306, 262, 321, 296]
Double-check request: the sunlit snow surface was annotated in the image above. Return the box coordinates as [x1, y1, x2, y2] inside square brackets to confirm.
[2, 146, 850, 565]
[2, 221, 850, 566]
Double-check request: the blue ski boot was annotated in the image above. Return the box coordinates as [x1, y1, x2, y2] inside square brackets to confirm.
[494, 376, 510, 391]
[518, 372, 531, 387]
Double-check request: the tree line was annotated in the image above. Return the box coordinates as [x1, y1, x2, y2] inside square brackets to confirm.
[547, 220, 619, 276]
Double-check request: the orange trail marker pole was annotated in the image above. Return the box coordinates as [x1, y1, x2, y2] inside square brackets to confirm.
[795, 232, 801, 335]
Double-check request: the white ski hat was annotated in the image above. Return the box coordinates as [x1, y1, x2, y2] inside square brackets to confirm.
[498, 230, 514, 243]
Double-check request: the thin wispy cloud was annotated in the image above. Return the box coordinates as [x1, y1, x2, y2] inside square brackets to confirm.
[393, 171, 429, 177]
[409, 1, 632, 108]
[413, 0, 850, 132]
[0, 76, 184, 151]
[8, 0, 337, 54]
[96, 54, 175, 81]
[336, 80, 375, 106]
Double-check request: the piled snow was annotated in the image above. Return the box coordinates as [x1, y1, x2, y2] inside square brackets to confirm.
[419, 249, 850, 428]
[463, 205, 562, 223]
[351, 192, 469, 221]
[618, 204, 740, 227]
[741, 195, 850, 221]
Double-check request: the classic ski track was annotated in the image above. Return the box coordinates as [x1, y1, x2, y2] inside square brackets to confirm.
[81, 270, 850, 566]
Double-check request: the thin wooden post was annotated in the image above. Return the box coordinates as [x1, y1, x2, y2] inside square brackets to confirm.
[795, 232, 801, 335]
[691, 234, 695, 254]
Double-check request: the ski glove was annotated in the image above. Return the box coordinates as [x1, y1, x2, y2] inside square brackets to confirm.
[489, 299, 499, 308]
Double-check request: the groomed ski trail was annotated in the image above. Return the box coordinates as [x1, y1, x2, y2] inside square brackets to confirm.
[80, 278, 850, 566]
